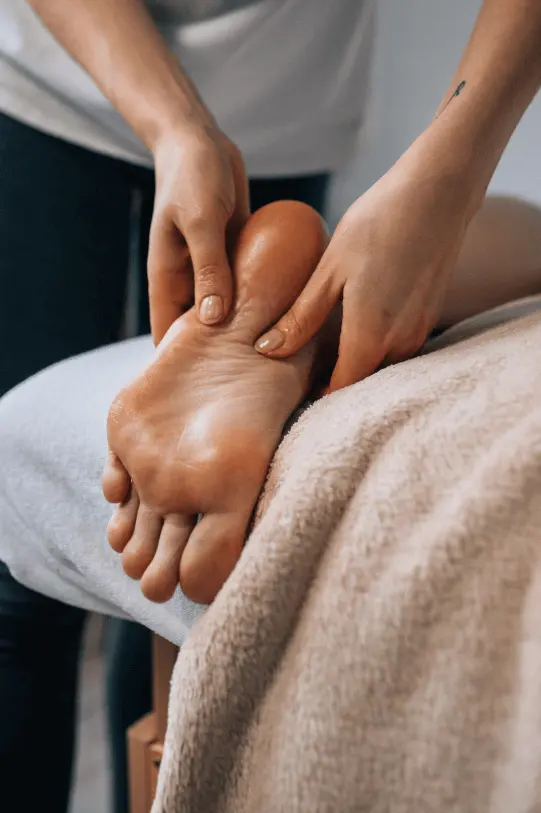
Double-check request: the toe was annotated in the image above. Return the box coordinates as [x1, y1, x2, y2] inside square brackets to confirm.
[179, 512, 249, 605]
[102, 448, 131, 504]
[121, 504, 163, 580]
[140, 514, 195, 603]
[107, 488, 139, 553]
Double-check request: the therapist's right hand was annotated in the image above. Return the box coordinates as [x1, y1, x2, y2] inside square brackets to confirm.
[148, 123, 250, 344]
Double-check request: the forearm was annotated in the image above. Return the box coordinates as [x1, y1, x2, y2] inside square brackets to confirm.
[28, 0, 214, 151]
[410, 0, 541, 213]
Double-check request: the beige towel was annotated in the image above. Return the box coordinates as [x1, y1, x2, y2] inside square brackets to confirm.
[154, 303, 541, 813]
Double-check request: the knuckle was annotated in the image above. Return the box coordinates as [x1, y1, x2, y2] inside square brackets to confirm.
[195, 263, 227, 287]
[182, 207, 208, 235]
[183, 199, 230, 234]
[164, 201, 206, 234]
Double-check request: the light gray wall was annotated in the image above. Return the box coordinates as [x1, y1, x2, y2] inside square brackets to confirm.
[330, 0, 541, 224]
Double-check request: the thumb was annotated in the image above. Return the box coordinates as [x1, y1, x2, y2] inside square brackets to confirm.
[255, 264, 342, 358]
[182, 209, 234, 326]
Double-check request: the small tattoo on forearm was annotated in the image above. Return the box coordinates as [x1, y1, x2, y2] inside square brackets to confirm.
[439, 80, 467, 115]
[452, 80, 467, 98]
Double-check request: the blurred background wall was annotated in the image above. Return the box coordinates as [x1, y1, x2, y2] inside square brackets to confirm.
[329, 0, 541, 226]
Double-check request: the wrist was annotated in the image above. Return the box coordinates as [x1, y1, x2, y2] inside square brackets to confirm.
[150, 119, 224, 186]
[403, 120, 491, 222]
[138, 82, 217, 156]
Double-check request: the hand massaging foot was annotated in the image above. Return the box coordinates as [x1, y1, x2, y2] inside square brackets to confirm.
[102, 201, 329, 604]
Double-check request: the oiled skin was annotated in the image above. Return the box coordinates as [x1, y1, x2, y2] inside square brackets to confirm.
[103, 201, 329, 605]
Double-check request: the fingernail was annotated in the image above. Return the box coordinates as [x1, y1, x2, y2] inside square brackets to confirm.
[200, 295, 224, 324]
[255, 329, 284, 353]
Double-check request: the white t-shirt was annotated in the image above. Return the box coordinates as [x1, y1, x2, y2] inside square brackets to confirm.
[0, 0, 376, 176]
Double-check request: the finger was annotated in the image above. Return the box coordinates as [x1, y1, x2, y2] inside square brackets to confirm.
[181, 208, 234, 326]
[328, 285, 386, 392]
[148, 218, 194, 345]
[255, 260, 343, 358]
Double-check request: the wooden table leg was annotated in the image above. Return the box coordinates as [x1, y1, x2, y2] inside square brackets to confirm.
[127, 713, 157, 813]
[127, 635, 179, 812]
[152, 635, 179, 743]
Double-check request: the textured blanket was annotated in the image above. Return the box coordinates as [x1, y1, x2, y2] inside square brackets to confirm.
[154, 301, 541, 813]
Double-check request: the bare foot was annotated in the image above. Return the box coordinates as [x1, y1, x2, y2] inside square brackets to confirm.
[103, 201, 329, 604]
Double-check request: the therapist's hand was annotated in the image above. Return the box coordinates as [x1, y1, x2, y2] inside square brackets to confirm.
[149, 124, 250, 344]
[255, 135, 481, 391]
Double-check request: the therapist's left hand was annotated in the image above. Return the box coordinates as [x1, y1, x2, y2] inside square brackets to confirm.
[255, 136, 481, 392]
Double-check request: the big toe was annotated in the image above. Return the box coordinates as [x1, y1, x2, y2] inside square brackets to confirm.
[179, 512, 249, 605]
[140, 514, 195, 603]
[102, 448, 131, 504]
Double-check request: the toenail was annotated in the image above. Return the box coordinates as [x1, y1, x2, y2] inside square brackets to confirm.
[255, 329, 284, 353]
[200, 295, 224, 324]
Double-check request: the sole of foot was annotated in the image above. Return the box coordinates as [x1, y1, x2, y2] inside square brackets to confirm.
[103, 201, 329, 604]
